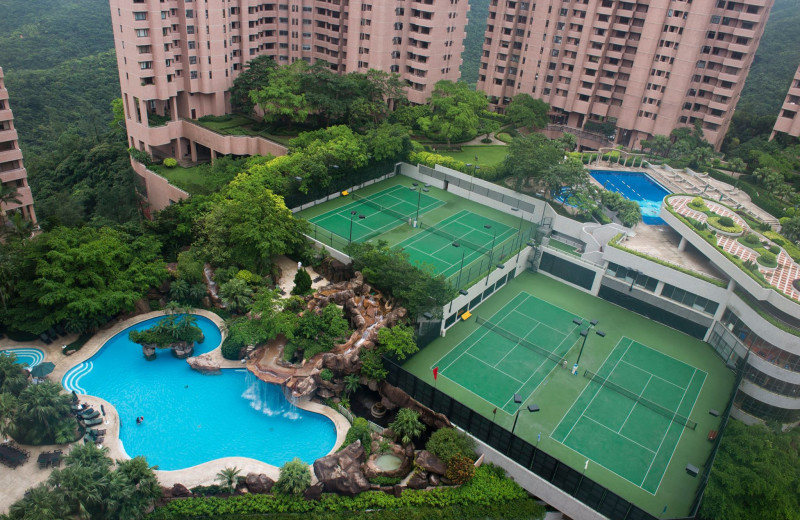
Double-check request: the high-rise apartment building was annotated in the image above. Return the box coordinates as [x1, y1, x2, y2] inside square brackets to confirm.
[477, 0, 773, 151]
[0, 67, 36, 226]
[770, 63, 800, 140]
[110, 0, 468, 161]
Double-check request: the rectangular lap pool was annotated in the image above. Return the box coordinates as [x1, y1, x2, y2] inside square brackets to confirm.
[590, 170, 671, 225]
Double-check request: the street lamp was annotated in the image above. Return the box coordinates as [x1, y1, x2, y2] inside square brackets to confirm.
[348, 210, 366, 243]
[466, 163, 479, 200]
[449, 243, 467, 312]
[410, 182, 423, 224]
[484, 224, 498, 286]
[572, 319, 605, 375]
[510, 393, 539, 435]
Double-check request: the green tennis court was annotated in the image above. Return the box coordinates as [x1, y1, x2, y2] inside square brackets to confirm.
[434, 292, 584, 413]
[552, 338, 706, 494]
[309, 185, 445, 244]
[397, 210, 518, 281]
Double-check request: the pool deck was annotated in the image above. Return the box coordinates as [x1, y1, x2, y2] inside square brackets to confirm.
[0, 305, 349, 514]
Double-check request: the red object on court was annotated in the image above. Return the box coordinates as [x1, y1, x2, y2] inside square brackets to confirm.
[433, 367, 439, 380]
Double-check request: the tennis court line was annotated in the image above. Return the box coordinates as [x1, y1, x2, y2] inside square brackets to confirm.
[618, 374, 652, 434]
[509, 309, 575, 338]
[555, 339, 635, 445]
[493, 322, 541, 369]
[620, 359, 685, 393]
[465, 353, 524, 384]
[646, 368, 706, 494]
[582, 415, 656, 455]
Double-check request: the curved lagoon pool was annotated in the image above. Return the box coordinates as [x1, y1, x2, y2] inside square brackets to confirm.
[62, 315, 336, 470]
[0, 348, 44, 367]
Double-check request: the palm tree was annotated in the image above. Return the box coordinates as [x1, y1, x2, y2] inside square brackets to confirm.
[0, 392, 18, 441]
[188, 282, 208, 305]
[215, 466, 241, 493]
[7, 482, 68, 520]
[169, 279, 190, 303]
[389, 408, 425, 446]
[49, 465, 110, 519]
[15, 382, 72, 443]
[343, 374, 360, 398]
[0, 353, 29, 396]
[109, 456, 161, 519]
[219, 278, 254, 313]
[2, 210, 33, 241]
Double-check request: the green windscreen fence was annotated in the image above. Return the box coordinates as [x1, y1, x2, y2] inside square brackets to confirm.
[598, 286, 709, 339]
[538, 252, 596, 290]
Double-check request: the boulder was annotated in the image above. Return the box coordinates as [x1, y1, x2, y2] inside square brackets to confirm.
[379, 381, 452, 429]
[303, 482, 324, 501]
[171, 483, 192, 497]
[428, 473, 441, 487]
[416, 451, 447, 476]
[134, 298, 151, 314]
[392, 484, 404, 497]
[407, 472, 428, 490]
[187, 352, 221, 374]
[245, 473, 274, 494]
[172, 341, 195, 359]
[313, 441, 370, 496]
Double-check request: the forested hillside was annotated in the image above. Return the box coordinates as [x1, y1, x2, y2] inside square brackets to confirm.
[0, 0, 134, 227]
[736, 0, 800, 116]
[460, 0, 490, 87]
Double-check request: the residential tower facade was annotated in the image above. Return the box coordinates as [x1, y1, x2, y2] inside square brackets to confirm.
[770, 63, 800, 140]
[110, 0, 468, 162]
[0, 67, 36, 226]
[477, 0, 773, 151]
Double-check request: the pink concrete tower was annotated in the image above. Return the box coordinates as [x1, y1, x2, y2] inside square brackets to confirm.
[476, 0, 774, 151]
[110, 0, 469, 162]
[771, 63, 800, 140]
[0, 67, 37, 226]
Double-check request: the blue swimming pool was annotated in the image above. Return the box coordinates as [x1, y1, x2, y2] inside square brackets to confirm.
[0, 348, 44, 367]
[590, 170, 671, 225]
[61, 315, 336, 470]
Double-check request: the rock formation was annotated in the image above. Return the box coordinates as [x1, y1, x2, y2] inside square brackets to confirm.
[313, 441, 370, 496]
[244, 473, 274, 494]
[187, 352, 221, 374]
[379, 381, 452, 430]
[416, 451, 447, 476]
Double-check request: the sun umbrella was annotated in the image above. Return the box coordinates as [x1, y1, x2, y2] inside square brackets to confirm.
[30, 362, 55, 378]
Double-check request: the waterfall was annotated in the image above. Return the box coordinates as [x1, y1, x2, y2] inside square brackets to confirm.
[242, 372, 300, 420]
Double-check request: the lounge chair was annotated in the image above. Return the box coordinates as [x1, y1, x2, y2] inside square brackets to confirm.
[38, 333, 52, 345]
[81, 411, 100, 420]
[95, 436, 105, 445]
[78, 408, 95, 417]
[83, 417, 103, 427]
[46, 328, 59, 341]
[88, 429, 106, 436]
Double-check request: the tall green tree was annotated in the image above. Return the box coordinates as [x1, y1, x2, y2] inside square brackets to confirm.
[250, 60, 311, 127]
[198, 174, 309, 274]
[229, 55, 277, 115]
[503, 133, 563, 190]
[506, 94, 550, 130]
[700, 421, 800, 520]
[418, 80, 489, 146]
[3, 226, 166, 334]
[13, 381, 75, 445]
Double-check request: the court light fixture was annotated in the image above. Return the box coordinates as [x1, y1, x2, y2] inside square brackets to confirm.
[424, 183, 431, 188]
[596, 331, 606, 338]
[511, 207, 520, 211]
[527, 404, 540, 413]
[574, 319, 601, 374]
[294, 176, 303, 182]
[459, 289, 469, 296]
[513, 393, 522, 404]
[572, 318, 583, 326]
[590, 319, 599, 326]
[422, 312, 433, 320]
[496, 263, 505, 269]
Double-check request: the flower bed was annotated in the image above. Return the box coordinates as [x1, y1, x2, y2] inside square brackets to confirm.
[706, 215, 743, 236]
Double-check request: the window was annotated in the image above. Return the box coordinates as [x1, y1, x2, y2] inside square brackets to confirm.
[134, 12, 147, 21]
[136, 28, 149, 37]
[190, 71, 198, 79]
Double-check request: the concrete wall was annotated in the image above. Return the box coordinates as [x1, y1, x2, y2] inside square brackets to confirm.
[131, 159, 189, 213]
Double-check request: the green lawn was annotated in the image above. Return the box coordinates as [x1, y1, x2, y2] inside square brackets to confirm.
[437, 145, 508, 167]
[149, 164, 229, 195]
[403, 272, 735, 518]
[191, 116, 295, 146]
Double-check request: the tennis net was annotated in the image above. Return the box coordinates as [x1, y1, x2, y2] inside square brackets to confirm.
[583, 369, 697, 430]
[351, 193, 410, 223]
[419, 221, 491, 255]
[475, 316, 565, 364]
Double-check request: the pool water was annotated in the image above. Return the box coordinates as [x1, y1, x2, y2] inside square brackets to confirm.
[0, 348, 44, 367]
[62, 315, 336, 470]
[590, 170, 671, 225]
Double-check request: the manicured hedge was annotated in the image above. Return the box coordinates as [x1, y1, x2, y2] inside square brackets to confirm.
[149, 466, 533, 519]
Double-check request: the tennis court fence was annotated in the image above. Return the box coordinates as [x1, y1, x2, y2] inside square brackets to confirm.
[382, 357, 662, 520]
[582, 369, 698, 430]
[475, 316, 566, 365]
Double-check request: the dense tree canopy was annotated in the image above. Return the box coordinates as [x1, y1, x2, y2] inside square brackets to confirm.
[506, 94, 550, 131]
[1, 227, 166, 334]
[418, 80, 489, 146]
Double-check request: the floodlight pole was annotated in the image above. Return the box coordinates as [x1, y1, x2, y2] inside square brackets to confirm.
[449, 243, 466, 312]
[411, 183, 422, 224]
[573, 320, 601, 374]
[348, 211, 366, 243]
[485, 225, 498, 286]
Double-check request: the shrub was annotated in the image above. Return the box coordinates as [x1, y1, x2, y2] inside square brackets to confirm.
[221, 337, 244, 360]
[274, 458, 311, 496]
[163, 158, 178, 168]
[707, 215, 742, 234]
[63, 333, 93, 354]
[369, 476, 403, 486]
[445, 454, 476, 485]
[389, 408, 425, 446]
[236, 269, 263, 286]
[343, 417, 372, 456]
[689, 197, 706, 209]
[291, 268, 312, 295]
[128, 147, 153, 166]
[744, 233, 761, 246]
[426, 427, 477, 464]
[757, 251, 777, 268]
[769, 245, 780, 255]
[718, 216, 735, 227]
[320, 368, 333, 381]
